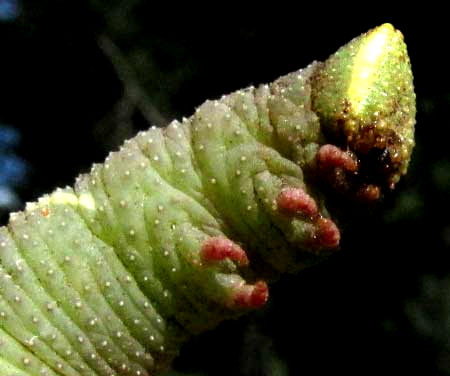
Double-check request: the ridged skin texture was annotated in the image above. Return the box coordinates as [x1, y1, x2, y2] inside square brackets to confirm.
[0, 24, 415, 375]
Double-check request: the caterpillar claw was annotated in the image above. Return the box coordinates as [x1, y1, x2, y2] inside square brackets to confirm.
[200, 237, 249, 267]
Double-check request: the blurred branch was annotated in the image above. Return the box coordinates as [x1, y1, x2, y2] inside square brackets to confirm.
[97, 33, 167, 127]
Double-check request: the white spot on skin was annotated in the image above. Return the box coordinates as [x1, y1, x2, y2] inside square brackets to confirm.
[15, 259, 24, 272]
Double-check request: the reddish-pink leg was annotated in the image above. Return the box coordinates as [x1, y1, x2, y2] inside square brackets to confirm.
[317, 144, 358, 172]
[276, 186, 341, 250]
[315, 217, 340, 248]
[317, 144, 381, 203]
[200, 237, 249, 267]
[229, 281, 269, 309]
[277, 187, 318, 217]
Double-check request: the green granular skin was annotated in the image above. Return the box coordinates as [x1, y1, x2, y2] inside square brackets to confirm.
[0, 24, 415, 375]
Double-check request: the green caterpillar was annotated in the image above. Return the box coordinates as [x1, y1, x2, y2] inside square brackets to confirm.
[0, 23, 415, 375]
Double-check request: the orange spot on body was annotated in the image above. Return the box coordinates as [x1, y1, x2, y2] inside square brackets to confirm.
[40, 207, 50, 217]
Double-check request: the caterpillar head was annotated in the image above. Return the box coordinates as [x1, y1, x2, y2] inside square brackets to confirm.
[312, 23, 415, 195]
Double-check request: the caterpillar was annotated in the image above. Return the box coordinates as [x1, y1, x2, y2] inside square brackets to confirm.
[0, 23, 415, 375]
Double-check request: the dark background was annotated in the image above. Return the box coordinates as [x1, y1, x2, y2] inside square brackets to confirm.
[0, 2, 449, 375]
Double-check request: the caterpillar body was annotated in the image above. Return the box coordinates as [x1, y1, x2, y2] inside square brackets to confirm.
[0, 24, 415, 375]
